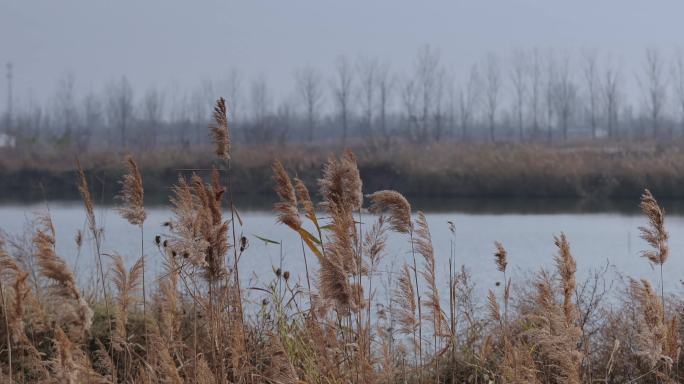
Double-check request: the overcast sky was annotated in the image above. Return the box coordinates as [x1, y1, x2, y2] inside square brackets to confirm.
[2, 0, 684, 108]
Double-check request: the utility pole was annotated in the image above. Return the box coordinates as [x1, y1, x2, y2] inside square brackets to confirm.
[5, 62, 12, 132]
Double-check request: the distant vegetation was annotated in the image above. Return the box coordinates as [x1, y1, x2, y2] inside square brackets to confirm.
[3, 140, 684, 203]
[4, 46, 684, 152]
[0, 98, 682, 383]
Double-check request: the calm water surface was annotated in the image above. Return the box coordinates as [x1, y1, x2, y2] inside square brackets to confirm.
[1, 200, 682, 296]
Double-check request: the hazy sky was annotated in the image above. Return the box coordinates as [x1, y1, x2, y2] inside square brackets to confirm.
[2, 0, 684, 108]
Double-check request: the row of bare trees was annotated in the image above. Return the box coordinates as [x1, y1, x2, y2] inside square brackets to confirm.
[5, 46, 684, 151]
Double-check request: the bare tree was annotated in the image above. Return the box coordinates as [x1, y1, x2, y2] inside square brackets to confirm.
[376, 61, 393, 145]
[250, 77, 271, 141]
[357, 56, 378, 140]
[141, 87, 164, 149]
[529, 48, 543, 138]
[484, 54, 501, 142]
[106, 76, 134, 148]
[458, 65, 480, 140]
[432, 68, 447, 140]
[275, 99, 295, 144]
[414, 45, 441, 141]
[510, 50, 527, 141]
[54, 72, 77, 140]
[582, 50, 600, 139]
[640, 48, 667, 139]
[552, 54, 576, 141]
[295, 66, 324, 142]
[402, 78, 419, 140]
[225, 69, 242, 131]
[332, 55, 354, 144]
[188, 81, 212, 145]
[671, 50, 684, 135]
[544, 52, 557, 142]
[78, 92, 101, 152]
[602, 60, 620, 139]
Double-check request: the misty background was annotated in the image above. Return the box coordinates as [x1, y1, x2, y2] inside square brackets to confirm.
[3, 0, 684, 149]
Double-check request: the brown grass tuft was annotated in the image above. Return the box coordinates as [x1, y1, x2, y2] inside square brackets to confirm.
[272, 161, 301, 231]
[366, 190, 412, 233]
[209, 97, 231, 161]
[117, 155, 146, 226]
[639, 189, 668, 265]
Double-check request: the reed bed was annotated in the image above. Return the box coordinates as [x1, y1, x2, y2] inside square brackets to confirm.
[0, 98, 683, 383]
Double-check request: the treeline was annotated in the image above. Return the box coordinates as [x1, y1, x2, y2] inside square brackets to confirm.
[5, 46, 684, 151]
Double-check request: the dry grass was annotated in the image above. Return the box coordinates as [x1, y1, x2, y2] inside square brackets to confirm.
[1, 98, 684, 383]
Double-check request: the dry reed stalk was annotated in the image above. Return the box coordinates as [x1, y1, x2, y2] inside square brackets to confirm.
[294, 177, 316, 224]
[116, 154, 149, 370]
[639, 188, 669, 319]
[263, 333, 299, 384]
[110, 253, 143, 378]
[414, 211, 445, 355]
[33, 214, 93, 339]
[629, 278, 679, 372]
[363, 217, 388, 355]
[117, 155, 146, 226]
[52, 326, 105, 383]
[394, 263, 418, 369]
[499, 339, 540, 384]
[0, 240, 21, 381]
[554, 233, 576, 325]
[272, 160, 302, 231]
[493, 241, 510, 328]
[318, 150, 363, 216]
[526, 253, 582, 384]
[366, 190, 412, 233]
[210, 97, 245, 359]
[209, 97, 231, 161]
[533, 281, 582, 383]
[76, 161, 113, 349]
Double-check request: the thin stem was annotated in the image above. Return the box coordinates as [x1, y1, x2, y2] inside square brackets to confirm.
[660, 263, 665, 321]
[409, 229, 423, 384]
[224, 159, 246, 344]
[299, 238, 313, 306]
[93, 229, 114, 360]
[140, 225, 148, 361]
[0, 278, 12, 382]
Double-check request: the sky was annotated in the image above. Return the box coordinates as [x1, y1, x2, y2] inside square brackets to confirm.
[2, 0, 684, 109]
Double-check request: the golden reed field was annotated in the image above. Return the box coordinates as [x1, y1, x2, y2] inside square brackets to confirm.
[0, 98, 682, 383]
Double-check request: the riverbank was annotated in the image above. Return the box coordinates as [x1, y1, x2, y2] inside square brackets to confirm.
[2, 141, 684, 202]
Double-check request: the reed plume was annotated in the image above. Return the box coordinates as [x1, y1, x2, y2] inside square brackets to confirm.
[117, 155, 146, 227]
[494, 241, 507, 273]
[629, 278, 679, 370]
[168, 175, 211, 268]
[554, 233, 576, 324]
[272, 160, 301, 231]
[111, 254, 143, 350]
[318, 150, 363, 214]
[414, 211, 445, 343]
[487, 289, 501, 324]
[33, 214, 93, 338]
[263, 333, 299, 384]
[209, 97, 230, 161]
[76, 160, 97, 237]
[639, 189, 668, 265]
[366, 190, 412, 233]
[394, 263, 417, 345]
[639, 188, 669, 323]
[294, 177, 316, 223]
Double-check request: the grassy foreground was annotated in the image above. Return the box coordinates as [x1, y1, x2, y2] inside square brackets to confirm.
[0, 98, 681, 383]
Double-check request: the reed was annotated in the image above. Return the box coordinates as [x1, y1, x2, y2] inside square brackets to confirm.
[1, 97, 684, 383]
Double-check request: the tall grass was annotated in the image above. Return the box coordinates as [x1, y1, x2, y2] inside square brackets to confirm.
[0, 98, 683, 383]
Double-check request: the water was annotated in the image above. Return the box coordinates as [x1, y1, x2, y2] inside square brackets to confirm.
[1, 201, 681, 298]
